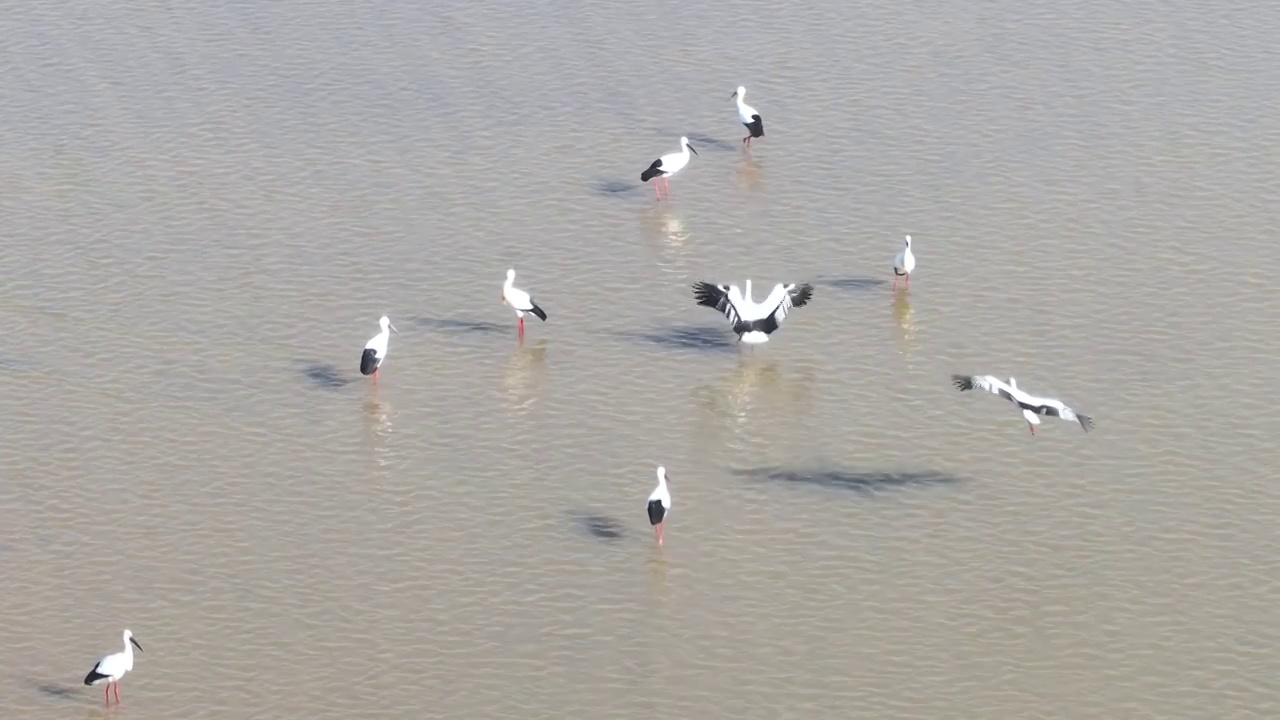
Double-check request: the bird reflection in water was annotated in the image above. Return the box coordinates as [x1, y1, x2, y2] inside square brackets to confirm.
[362, 397, 394, 470]
[364, 397, 392, 434]
[893, 292, 916, 361]
[736, 155, 764, 192]
[638, 555, 672, 691]
[646, 552, 670, 602]
[694, 353, 813, 451]
[504, 339, 548, 421]
[720, 353, 783, 424]
[692, 355, 775, 438]
[641, 205, 692, 276]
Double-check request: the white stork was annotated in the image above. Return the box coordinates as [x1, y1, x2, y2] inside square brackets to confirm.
[640, 137, 699, 200]
[360, 316, 399, 382]
[952, 374, 1094, 435]
[692, 279, 814, 344]
[731, 86, 765, 146]
[501, 268, 548, 337]
[893, 235, 915, 291]
[646, 466, 672, 546]
[84, 629, 143, 705]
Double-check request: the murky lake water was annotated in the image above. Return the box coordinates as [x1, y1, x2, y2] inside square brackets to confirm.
[2, 1, 1279, 717]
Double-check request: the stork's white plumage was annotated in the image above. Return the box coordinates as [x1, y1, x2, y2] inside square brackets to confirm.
[640, 136, 699, 200]
[360, 316, 399, 381]
[502, 268, 547, 338]
[693, 279, 814, 344]
[952, 374, 1094, 436]
[84, 629, 143, 705]
[731, 86, 765, 146]
[893, 235, 915, 291]
[646, 466, 672, 546]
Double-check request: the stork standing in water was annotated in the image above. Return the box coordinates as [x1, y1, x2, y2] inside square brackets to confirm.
[501, 269, 547, 338]
[640, 136, 699, 200]
[646, 466, 672, 546]
[893, 235, 915, 291]
[84, 629, 143, 705]
[692, 279, 814, 344]
[360, 316, 399, 382]
[731, 86, 765, 146]
[952, 374, 1095, 436]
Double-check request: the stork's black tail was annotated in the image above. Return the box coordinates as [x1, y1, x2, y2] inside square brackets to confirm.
[359, 348, 379, 376]
[640, 160, 663, 183]
[529, 304, 548, 322]
[647, 499, 666, 526]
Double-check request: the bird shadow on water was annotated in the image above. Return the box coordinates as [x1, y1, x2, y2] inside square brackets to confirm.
[30, 680, 78, 702]
[0, 356, 34, 373]
[675, 132, 739, 153]
[411, 316, 507, 336]
[297, 361, 354, 390]
[732, 466, 964, 496]
[588, 178, 643, 199]
[815, 276, 890, 293]
[613, 324, 738, 353]
[569, 511, 628, 542]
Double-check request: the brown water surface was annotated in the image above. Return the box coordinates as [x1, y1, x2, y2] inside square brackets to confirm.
[2, 1, 1278, 718]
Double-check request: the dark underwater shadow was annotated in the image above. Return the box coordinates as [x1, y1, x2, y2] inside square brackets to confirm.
[569, 511, 627, 542]
[732, 466, 965, 496]
[614, 324, 737, 353]
[411, 316, 507, 335]
[815, 276, 890, 292]
[298, 361, 354, 389]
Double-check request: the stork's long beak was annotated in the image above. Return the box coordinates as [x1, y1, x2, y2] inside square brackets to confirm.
[688, 144, 699, 156]
[389, 323, 399, 335]
[730, 90, 738, 99]
[129, 637, 143, 652]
